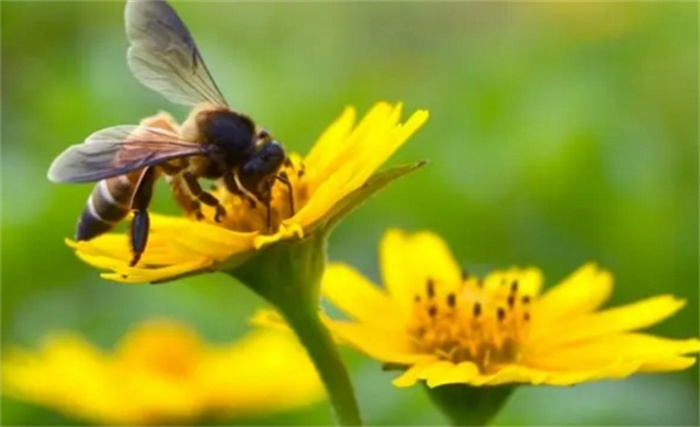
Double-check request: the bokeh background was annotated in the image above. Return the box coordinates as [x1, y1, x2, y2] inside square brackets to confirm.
[2, 1, 698, 425]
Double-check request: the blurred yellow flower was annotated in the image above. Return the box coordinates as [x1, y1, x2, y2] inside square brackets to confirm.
[67, 102, 428, 284]
[315, 229, 700, 388]
[2, 319, 324, 425]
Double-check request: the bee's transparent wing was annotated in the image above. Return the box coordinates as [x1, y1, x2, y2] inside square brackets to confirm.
[48, 125, 207, 183]
[125, 0, 228, 107]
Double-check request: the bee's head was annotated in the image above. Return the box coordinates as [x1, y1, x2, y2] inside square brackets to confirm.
[241, 140, 286, 177]
[203, 111, 256, 165]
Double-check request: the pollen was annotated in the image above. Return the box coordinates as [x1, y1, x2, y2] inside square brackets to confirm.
[406, 275, 532, 372]
[212, 154, 311, 234]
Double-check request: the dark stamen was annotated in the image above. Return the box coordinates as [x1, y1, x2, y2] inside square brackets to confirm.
[510, 280, 519, 293]
[507, 294, 515, 308]
[473, 303, 482, 317]
[297, 169, 305, 178]
[426, 279, 435, 298]
[428, 306, 438, 317]
[283, 158, 293, 168]
[414, 295, 421, 303]
[447, 293, 456, 307]
[523, 312, 531, 321]
[497, 307, 506, 321]
[522, 295, 531, 304]
[461, 269, 470, 280]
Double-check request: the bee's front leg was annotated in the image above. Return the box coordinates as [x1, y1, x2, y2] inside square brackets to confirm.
[223, 171, 257, 209]
[182, 171, 226, 222]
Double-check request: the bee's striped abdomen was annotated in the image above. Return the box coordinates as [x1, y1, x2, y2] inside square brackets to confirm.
[75, 172, 141, 241]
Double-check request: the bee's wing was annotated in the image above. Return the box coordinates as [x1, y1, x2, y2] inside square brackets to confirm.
[47, 125, 207, 183]
[125, 0, 228, 107]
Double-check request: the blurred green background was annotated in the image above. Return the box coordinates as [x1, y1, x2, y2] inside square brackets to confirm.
[2, 1, 698, 425]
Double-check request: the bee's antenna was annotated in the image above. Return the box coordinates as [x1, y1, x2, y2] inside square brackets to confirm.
[276, 172, 294, 216]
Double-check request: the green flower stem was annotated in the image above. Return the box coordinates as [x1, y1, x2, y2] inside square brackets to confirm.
[425, 384, 515, 426]
[278, 297, 361, 427]
[227, 232, 362, 427]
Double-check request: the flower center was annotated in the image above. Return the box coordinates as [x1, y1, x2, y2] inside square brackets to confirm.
[119, 324, 202, 379]
[407, 274, 532, 372]
[209, 154, 311, 234]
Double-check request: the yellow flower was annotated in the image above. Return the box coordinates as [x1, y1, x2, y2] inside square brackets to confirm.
[2, 319, 324, 425]
[315, 229, 700, 388]
[68, 102, 429, 284]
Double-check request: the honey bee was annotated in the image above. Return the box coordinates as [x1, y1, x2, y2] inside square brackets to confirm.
[48, 0, 292, 267]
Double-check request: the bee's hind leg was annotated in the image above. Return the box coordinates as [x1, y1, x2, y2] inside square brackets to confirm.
[183, 171, 226, 222]
[129, 167, 157, 267]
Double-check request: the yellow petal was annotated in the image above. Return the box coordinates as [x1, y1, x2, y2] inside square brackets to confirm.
[403, 362, 637, 387]
[472, 365, 551, 386]
[2, 333, 123, 424]
[253, 223, 304, 249]
[292, 162, 357, 228]
[68, 234, 193, 266]
[303, 106, 357, 183]
[533, 295, 687, 345]
[424, 361, 481, 387]
[199, 329, 325, 415]
[534, 263, 613, 324]
[303, 102, 391, 198]
[389, 353, 664, 388]
[474, 363, 642, 386]
[380, 229, 462, 315]
[391, 334, 697, 388]
[294, 105, 428, 229]
[391, 358, 443, 388]
[525, 333, 699, 370]
[150, 214, 256, 260]
[341, 107, 429, 195]
[74, 249, 212, 285]
[638, 356, 697, 372]
[321, 263, 400, 324]
[100, 257, 214, 284]
[326, 320, 426, 365]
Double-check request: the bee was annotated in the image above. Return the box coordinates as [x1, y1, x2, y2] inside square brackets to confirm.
[47, 0, 293, 267]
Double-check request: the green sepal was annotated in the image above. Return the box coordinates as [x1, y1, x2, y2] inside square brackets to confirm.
[315, 160, 428, 233]
[424, 383, 516, 426]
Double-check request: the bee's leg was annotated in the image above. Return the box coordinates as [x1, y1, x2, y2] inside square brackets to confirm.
[183, 171, 226, 222]
[167, 174, 204, 220]
[190, 200, 204, 220]
[261, 177, 275, 232]
[275, 172, 295, 216]
[129, 167, 157, 267]
[224, 172, 257, 209]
